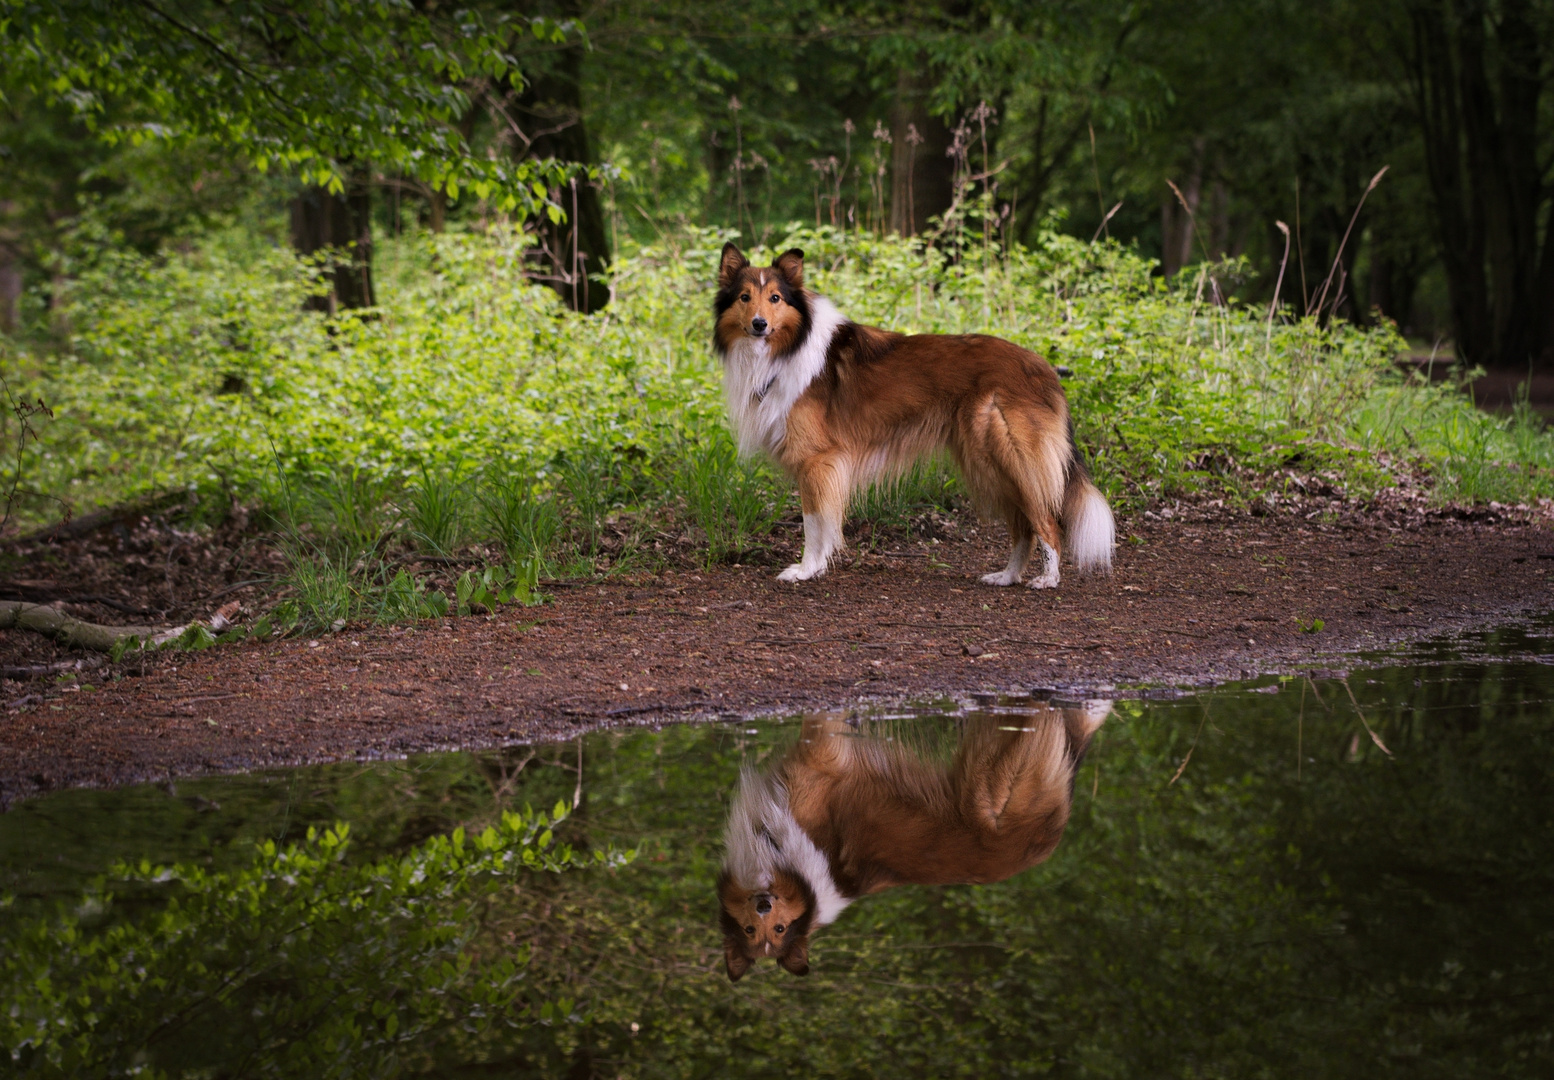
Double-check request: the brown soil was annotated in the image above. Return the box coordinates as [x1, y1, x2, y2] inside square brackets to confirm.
[1, 497, 1551, 808]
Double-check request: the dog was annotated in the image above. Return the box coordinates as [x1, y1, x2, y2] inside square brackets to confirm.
[713, 243, 1114, 587]
[717, 703, 1109, 980]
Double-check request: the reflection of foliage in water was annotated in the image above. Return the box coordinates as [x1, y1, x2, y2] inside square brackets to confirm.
[1, 802, 631, 1075]
[2, 642, 1552, 1076]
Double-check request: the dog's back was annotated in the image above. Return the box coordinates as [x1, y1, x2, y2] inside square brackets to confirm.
[782, 706, 1106, 895]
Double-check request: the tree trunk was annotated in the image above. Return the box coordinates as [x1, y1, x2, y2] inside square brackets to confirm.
[289, 170, 374, 313]
[1161, 141, 1204, 278]
[1406, 0, 1549, 369]
[889, 69, 955, 237]
[511, 19, 610, 314]
[1368, 252, 1419, 332]
[1208, 179, 1230, 259]
[0, 233, 20, 334]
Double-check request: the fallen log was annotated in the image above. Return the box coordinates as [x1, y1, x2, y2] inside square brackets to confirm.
[0, 601, 185, 653]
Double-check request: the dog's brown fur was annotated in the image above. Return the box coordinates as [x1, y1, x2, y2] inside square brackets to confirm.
[714, 243, 1113, 587]
[719, 704, 1107, 980]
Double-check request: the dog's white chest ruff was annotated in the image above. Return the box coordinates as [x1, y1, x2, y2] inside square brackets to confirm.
[724, 767, 852, 927]
[720, 295, 846, 457]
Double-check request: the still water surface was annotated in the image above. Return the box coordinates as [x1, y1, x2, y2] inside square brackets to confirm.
[2, 624, 1552, 1076]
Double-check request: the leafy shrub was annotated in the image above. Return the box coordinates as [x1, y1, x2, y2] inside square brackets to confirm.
[4, 220, 1550, 560]
[0, 805, 630, 1075]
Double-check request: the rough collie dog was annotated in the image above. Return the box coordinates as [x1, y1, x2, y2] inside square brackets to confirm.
[714, 243, 1114, 587]
[717, 703, 1109, 980]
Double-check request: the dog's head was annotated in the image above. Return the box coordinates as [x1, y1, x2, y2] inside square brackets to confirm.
[716, 866, 816, 981]
[713, 243, 811, 357]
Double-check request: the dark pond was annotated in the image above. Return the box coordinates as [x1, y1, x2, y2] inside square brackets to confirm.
[3, 623, 1553, 1077]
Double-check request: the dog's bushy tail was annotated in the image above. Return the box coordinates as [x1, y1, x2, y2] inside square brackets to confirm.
[1061, 429, 1114, 575]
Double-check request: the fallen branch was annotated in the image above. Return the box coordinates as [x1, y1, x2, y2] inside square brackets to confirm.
[0, 601, 185, 653]
[0, 656, 105, 680]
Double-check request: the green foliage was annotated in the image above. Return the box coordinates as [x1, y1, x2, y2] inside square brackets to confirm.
[408, 462, 469, 556]
[555, 440, 619, 559]
[379, 566, 451, 623]
[455, 564, 547, 616]
[5, 222, 1551, 564]
[0, 802, 631, 1076]
[852, 457, 960, 531]
[676, 431, 784, 566]
[1, 0, 583, 209]
[478, 465, 564, 569]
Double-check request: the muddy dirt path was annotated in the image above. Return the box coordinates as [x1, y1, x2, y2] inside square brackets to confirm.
[2, 506, 1550, 807]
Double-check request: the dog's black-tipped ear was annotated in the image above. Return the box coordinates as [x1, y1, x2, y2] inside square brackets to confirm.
[724, 941, 753, 982]
[774, 248, 804, 288]
[779, 939, 810, 977]
[719, 243, 749, 289]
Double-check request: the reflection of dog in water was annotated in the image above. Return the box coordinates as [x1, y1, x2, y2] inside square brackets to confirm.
[717, 703, 1109, 981]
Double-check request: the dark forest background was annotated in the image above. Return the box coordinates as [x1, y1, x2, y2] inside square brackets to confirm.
[3, 0, 1552, 367]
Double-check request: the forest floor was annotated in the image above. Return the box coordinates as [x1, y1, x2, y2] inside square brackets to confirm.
[1, 492, 1551, 807]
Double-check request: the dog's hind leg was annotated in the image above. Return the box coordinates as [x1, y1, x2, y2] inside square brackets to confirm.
[778, 454, 850, 582]
[966, 395, 1065, 589]
[1026, 534, 1061, 590]
[981, 506, 1033, 586]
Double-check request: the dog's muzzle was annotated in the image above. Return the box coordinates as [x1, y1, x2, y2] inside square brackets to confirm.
[749, 317, 768, 335]
[754, 894, 773, 915]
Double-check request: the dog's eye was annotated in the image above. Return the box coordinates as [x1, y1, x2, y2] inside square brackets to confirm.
[774, 925, 785, 934]
[769, 294, 781, 304]
[739, 293, 750, 303]
[744, 925, 755, 935]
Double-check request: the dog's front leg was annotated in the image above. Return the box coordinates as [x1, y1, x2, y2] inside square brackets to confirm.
[778, 456, 849, 582]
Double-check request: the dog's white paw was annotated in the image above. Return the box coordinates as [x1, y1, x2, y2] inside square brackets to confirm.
[777, 563, 825, 583]
[980, 570, 1021, 586]
[1026, 570, 1060, 590]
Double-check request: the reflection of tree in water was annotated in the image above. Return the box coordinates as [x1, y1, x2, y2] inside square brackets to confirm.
[4, 642, 1552, 1076]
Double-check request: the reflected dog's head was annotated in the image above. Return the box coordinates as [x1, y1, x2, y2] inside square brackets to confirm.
[716, 866, 816, 981]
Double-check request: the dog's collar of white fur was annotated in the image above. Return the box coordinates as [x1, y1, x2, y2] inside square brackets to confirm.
[724, 766, 852, 927]
[720, 294, 846, 458]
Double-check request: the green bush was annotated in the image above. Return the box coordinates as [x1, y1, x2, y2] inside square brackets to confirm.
[0, 804, 632, 1076]
[4, 220, 1549, 559]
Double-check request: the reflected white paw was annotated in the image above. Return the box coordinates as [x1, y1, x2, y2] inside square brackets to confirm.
[1026, 571, 1060, 590]
[980, 570, 1021, 586]
[777, 563, 825, 582]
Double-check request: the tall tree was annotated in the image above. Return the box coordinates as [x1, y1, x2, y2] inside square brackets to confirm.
[509, 1, 612, 313]
[1401, 0, 1554, 368]
[289, 171, 375, 314]
[2, 0, 581, 309]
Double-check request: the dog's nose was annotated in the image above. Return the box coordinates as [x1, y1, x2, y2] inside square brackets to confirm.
[755, 895, 773, 915]
[750, 316, 768, 334]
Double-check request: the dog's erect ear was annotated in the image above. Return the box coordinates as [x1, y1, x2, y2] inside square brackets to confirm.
[773, 248, 804, 289]
[778, 938, 810, 977]
[719, 243, 750, 289]
[724, 940, 753, 982]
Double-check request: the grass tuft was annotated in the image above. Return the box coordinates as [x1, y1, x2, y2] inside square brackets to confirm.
[408, 464, 468, 556]
[677, 435, 784, 566]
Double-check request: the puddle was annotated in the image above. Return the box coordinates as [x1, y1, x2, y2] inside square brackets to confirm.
[3, 622, 1553, 1074]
